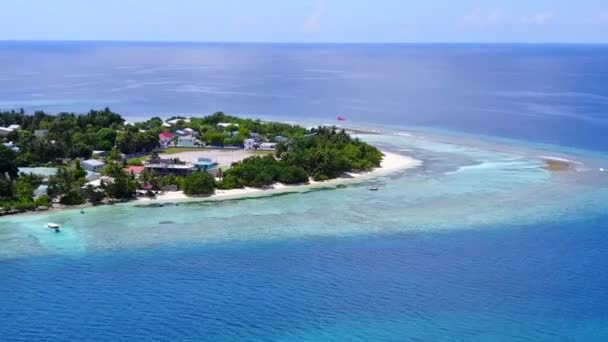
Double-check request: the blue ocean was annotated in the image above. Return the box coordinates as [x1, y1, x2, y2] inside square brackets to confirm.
[1, 42, 608, 341]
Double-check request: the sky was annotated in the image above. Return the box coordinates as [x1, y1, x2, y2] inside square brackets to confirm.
[1, 0, 607, 43]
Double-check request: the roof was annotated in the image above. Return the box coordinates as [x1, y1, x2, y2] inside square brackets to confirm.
[82, 159, 105, 166]
[179, 135, 195, 140]
[184, 128, 195, 132]
[195, 160, 215, 166]
[18, 167, 57, 177]
[218, 122, 239, 127]
[159, 132, 173, 139]
[8, 124, 20, 130]
[125, 166, 145, 175]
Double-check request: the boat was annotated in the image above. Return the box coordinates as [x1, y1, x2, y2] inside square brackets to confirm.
[45, 223, 61, 233]
[368, 186, 379, 191]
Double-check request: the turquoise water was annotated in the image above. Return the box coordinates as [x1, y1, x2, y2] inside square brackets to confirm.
[2, 130, 608, 340]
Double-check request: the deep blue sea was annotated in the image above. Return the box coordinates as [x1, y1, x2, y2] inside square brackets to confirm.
[1, 42, 608, 341]
[1, 41, 608, 150]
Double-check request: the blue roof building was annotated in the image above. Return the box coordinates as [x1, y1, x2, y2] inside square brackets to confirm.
[194, 158, 217, 171]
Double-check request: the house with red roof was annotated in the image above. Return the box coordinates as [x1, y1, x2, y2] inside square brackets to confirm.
[159, 132, 173, 148]
[125, 166, 145, 175]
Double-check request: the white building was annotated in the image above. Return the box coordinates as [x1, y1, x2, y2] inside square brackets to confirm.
[259, 142, 276, 151]
[177, 135, 198, 148]
[184, 128, 199, 136]
[244, 139, 256, 150]
[8, 124, 21, 130]
[0, 127, 13, 136]
[167, 118, 191, 125]
[82, 159, 105, 172]
[218, 122, 238, 129]
[3, 142, 19, 152]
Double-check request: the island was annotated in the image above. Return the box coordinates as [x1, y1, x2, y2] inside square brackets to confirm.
[0, 108, 413, 215]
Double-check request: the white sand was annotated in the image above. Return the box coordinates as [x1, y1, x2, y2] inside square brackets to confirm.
[137, 151, 421, 203]
[161, 149, 270, 167]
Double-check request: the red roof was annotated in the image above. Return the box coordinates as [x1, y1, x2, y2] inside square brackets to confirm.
[159, 132, 173, 139]
[125, 166, 145, 175]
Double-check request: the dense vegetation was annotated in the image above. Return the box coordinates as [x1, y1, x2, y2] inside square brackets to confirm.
[1, 109, 383, 213]
[0, 145, 51, 210]
[219, 126, 383, 188]
[182, 171, 216, 196]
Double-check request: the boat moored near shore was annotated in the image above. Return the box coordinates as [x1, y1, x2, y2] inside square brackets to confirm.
[45, 223, 61, 233]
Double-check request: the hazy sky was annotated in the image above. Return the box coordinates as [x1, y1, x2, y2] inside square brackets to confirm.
[1, 0, 607, 43]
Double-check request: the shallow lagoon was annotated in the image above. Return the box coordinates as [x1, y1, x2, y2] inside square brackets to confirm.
[2, 128, 608, 341]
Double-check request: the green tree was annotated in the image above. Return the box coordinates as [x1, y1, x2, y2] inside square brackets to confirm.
[182, 171, 215, 196]
[0, 145, 19, 180]
[47, 167, 84, 204]
[83, 184, 105, 203]
[0, 177, 14, 200]
[101, 163, 137, 199]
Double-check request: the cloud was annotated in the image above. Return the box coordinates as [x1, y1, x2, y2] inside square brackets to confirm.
[303, 0, 327, 34]
[521, 11, 556, 25]
[462, 8, 504, 27]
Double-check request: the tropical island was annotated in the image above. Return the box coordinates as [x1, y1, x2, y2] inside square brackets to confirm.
[0, 108, 393, 215]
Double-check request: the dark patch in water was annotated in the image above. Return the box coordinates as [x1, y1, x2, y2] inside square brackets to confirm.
[159, 221, 175, 225]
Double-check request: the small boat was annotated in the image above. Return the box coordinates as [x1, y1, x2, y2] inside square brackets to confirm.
[80, 209, 85, 214]
[45, 223, 61, 233]
[368, 186, 379, 191]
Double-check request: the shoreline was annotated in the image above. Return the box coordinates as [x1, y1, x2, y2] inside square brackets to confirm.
[1, 151, 420, 217]
[135, 151, 421, 204]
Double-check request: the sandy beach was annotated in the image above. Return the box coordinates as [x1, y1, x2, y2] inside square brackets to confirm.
[137, 151, 421, 203]
[161, 149, 271, 167]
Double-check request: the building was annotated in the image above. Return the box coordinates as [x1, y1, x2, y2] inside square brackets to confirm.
[82, 159, 105, 172]
[162, 122, 172, 128]
[259, 142, 276, 151]
[167, 118, 191, 125]
[7, 124, 21, 130]
[274, 135, 289, 143]
[159, 132, 174, 148]
[218, 122, 238, 129]
[3, 142, 19, 152]
[183, 128, 199, 137]
[34, 129, 48, 138]
[244, 138, 257, 150]
[144, 160, 195, 176]
[92, 150, 107, 157]
[174, 129, 186, 136]
[177, 135, 197, 148]
[250, 132, 260, 141]
[194, 158, 217, 171]
[124, 166, 145, 176]
[0, 127, 12, 136]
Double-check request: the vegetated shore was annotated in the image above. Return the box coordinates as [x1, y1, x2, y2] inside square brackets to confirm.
[137, 151, 421, 204]
[3, 150, 420, 217]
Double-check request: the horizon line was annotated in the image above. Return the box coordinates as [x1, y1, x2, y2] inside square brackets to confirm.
[0, 39, 607, 46]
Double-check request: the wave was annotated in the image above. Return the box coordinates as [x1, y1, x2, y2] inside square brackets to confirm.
[538, 155, 584, 165]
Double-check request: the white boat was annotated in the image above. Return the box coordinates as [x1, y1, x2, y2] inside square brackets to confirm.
[368, 186, 379, 191]
[45, 223, 61, 232]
